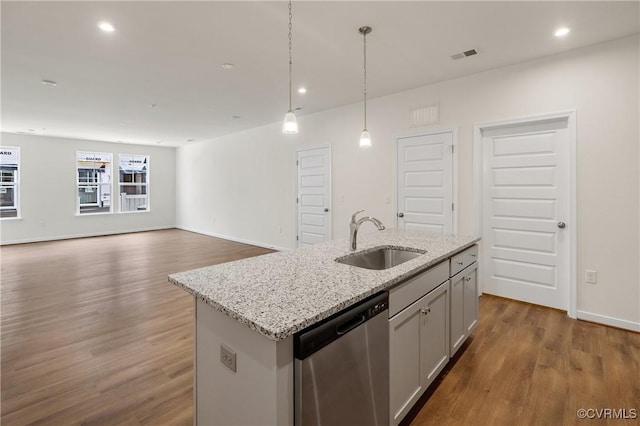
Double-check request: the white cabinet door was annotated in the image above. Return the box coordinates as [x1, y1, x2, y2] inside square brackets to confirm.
[449, 273, 465, 355]
[396, 131, 454, 234]
[464, 264, 478, 335]
[389, 280, 450, 426]
[420, 281, 450, 389]
[450, 262, 478, 357]
[389, 300, 423, 426]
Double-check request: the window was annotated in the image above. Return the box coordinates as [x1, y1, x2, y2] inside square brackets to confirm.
[76, 151, 112, 214]
[119, 154, 149, 212]
[0, 147, 20, 219]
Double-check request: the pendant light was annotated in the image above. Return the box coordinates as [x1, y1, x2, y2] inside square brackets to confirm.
[282, 0, 298, 134]
[359, 26, 372, 148]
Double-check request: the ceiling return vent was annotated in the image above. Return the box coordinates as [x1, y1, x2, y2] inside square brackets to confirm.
[451, 49, 478, 60]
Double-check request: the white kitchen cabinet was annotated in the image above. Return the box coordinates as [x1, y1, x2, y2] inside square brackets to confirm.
[420, 281, 450, 387]
[450, 271, 466, 356]
[463, 263, 478, 335]
[450, 245, 478, 357]
[389, 280, 449, 426]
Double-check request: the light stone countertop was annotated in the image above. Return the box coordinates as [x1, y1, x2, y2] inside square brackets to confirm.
[168, 229, 480, 341]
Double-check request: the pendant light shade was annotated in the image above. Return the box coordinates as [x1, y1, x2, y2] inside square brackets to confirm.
[283, 110, 298, 134]
[282, 0, 298, 135]
[359, 129, 371, 148]
[359, 26, 372, 148]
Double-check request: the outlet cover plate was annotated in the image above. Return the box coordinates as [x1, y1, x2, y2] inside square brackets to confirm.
[220, 344, 237, 373]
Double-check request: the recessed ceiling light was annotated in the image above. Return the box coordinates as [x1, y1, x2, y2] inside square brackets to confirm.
[98, 21, 115, 32]
[298, 87, 307, 94]
[295, 107, 302, 111]
[41, 79, 57, 86]
[232, 115, 241, 120]
[221, 63, 235, 70]
[150, 104, 158, 108]
[554, 27, 571, 37]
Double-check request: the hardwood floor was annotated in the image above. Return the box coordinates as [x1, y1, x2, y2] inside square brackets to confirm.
[2, 229, 638, 425]
[1, 229, 273, 425]
[405, 296, 640, 426]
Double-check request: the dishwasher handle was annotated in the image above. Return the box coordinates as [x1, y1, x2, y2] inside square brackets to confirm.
[336, 314, 366, 336]
[294, 292, 388, 360]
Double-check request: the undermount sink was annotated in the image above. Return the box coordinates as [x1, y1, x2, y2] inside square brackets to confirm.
[336, 247, 425, 270]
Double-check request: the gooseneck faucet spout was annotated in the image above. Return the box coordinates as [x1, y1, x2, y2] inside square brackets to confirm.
[349, 210, 385, 251]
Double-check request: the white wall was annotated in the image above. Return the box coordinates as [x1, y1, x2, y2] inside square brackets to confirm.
[0, 133, 176, 244]
[176, 35, 639, 328]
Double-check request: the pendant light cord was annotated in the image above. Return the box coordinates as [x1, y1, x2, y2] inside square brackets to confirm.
[288, 0, 293, 112]
[363, 29, 367, 129]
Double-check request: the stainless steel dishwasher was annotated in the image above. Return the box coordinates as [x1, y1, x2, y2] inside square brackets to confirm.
[294, 292, 389, 426]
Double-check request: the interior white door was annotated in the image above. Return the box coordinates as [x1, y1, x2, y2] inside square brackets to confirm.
[482, 117, 570, 310]
[296, 147, 331, 247]
[396, 132, 454, 234]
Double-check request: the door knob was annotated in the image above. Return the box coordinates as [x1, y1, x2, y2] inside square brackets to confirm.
[324, 208, 329, 212]
[397, 212, 404, 218]
[557, 222, 566, 229]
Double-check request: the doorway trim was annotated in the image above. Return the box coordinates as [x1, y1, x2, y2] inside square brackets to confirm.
[393, 126, 459, 234]
[472, 110, 577, 318]
[295, 145, 332, 248]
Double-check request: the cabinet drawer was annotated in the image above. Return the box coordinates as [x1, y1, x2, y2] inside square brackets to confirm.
[389, 260, 449, 318]
[450, 245, 478, 277]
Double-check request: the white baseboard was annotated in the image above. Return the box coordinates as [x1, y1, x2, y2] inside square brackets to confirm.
[576, 310, 640, 332]
[177, 226, 292, 252]
[0, 226, 175, 245]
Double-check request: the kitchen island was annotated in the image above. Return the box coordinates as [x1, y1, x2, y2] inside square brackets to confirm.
[169, 229, 480, 425]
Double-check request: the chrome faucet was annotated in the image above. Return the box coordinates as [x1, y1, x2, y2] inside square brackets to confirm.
[349, 210, 385, 251]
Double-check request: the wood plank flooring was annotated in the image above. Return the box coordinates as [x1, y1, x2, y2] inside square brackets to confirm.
[1, 229, 273, 425]
[404, 296, 640, 426]
[2, 229, 639, 425]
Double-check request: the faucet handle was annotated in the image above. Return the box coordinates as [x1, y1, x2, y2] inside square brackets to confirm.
[351, 210, 365, 222]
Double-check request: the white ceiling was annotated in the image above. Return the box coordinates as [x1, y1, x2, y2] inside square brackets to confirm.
[2, 1, 638, 147]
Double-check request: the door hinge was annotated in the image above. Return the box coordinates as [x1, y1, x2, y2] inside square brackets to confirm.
[452, 202, 455, 211]
[296, 235, 299, 241]
[296, 197, 299, 203]
[296, 160, 299, 166]
[451, 145, 454, 154]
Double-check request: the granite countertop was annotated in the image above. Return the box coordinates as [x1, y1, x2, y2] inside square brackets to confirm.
[168, 229, 480, 341]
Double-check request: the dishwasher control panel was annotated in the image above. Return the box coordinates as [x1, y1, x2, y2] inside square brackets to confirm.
[368, 300, 388, 317]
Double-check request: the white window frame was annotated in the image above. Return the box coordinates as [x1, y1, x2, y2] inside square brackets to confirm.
[0, 146, 21, 220]
[76, 151, 113, 215]
[118, 154, 150, 213]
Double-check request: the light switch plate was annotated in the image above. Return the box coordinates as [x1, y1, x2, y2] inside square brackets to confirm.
[586, 270, 597, 284]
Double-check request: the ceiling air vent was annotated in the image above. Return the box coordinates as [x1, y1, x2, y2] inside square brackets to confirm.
[451, 48, 478, 60]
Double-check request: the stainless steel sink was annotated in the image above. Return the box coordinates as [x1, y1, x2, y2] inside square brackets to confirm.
[336, 247, 425, 270]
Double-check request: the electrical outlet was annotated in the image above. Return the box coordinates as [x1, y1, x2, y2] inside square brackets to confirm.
[586, 270, 597, 284]
[220, 344, 237, 372]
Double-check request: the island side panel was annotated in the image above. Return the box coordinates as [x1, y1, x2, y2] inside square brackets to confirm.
[195, 299, 294, 426]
